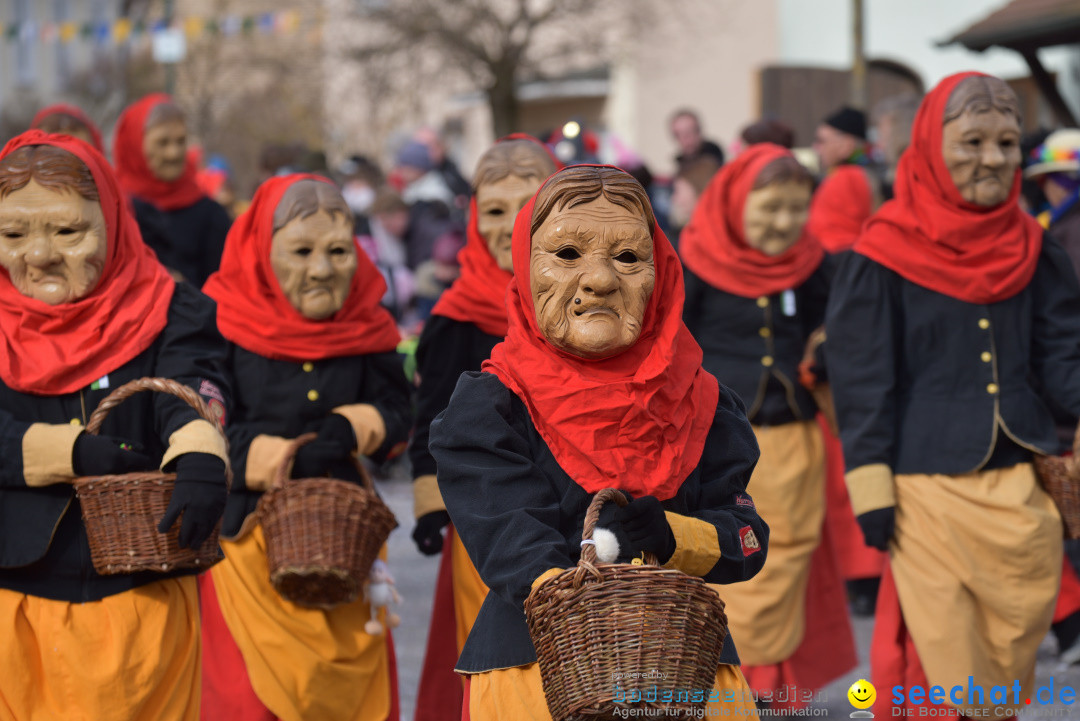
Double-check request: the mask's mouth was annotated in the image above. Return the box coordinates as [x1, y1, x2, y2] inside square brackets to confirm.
[572, 301, 619, 318]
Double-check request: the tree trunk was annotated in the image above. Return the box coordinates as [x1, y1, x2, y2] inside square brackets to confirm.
[487, 62, 519, 138]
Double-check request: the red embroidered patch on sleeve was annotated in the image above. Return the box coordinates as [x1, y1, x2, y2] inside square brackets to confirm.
[739, 525, 761, 556]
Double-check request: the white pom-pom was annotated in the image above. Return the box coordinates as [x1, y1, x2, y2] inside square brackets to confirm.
[592, 527, 621, 563]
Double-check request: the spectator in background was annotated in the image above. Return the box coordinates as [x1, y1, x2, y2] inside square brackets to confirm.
[871, 94, 922, 200]
[668, 155, 722, 248]
[807, 106, 880, 255]
[113, 93, 231, 287]
[358, 188, 416, 324]
[393, 140, 462, 270]
[671, 108, 725, 173]
[739, 117, 796, 151]
[1025, 129, 1080, 259]
[29, 104, 105, 153]
[414, 127, 471, 212]
[338, 154, 384, 236]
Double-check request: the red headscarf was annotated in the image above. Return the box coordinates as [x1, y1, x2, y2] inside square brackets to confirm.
[483, 166, 720, 501]
[113, 93, 205, 211]
[806, 164, 872, 253]
[202, 174, 401, 362]
[855, 72, 1043, 304]
[679, 143, 824, 298]
[0, 131, 175, 395]
[431, 134, 560, 337]
[30, 104, 105, 154]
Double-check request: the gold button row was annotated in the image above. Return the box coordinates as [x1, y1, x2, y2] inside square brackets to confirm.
[70, 418, 80, 425]
[761, 356, 774, 367]
[756, 297, 768, 308]
[302, 362, 314, 372]
[987, 383, 999, 395]
[978, 318, 990, 330]
[759, 327, 771, 338]
[307, 389, 319, 401]
[981, 352, 991, 363]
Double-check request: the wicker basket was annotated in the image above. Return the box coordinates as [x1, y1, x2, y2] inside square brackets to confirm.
[258, 434, 398, 609]
[72, 377, 229, 575]
[1034, 423, 1080, 539]
[524, 488, 729, 721]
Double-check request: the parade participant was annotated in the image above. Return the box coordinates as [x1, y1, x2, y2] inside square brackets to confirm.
[680, 143, 856, 704]
[827, 72, 1080, 717]
[430, 165, 769, 719]
[114, 93, 231, 287]
[199, 174, 411, 721]
[411, 135, 558, 721]
[1026, 129, 1080, 272]
[0, 131, 231, 720]
[808, 106, 880, 254]
[30, 103, 105, 153]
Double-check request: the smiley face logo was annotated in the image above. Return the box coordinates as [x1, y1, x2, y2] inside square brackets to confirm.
[848, 678, 876, 710]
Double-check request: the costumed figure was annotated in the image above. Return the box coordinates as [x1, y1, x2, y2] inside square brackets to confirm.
[430, 165, 770, 720]
[198, 174, 411, 721]
[680, 143, 856, 705]
[0, 131, 231, 720]
[826, 72, 1080, 717]
[113, 93, 231, 287]
[410, 135, 558, 721]
[30, 104, 105, 154]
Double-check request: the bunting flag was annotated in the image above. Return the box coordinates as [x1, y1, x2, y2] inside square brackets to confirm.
[0, 9, 306, 47]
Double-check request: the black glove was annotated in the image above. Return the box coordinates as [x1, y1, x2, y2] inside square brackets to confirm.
[292, 440, 355, 479]
[315, 413, 357, 452]
[72, 433, 155, 477]
[158, 453, 228, 549]
[412, 510, 451, 556]
[856, 507, 896, 551]
[615, 495, 676, 564]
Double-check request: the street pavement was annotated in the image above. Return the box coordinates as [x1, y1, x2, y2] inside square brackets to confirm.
[373, 463, 1080, 719]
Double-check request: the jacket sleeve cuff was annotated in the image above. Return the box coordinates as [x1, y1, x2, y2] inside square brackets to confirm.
[413, 474, 446, 518]
[845, 463, 896, 516]
[244, 434, 294, 491]
[22, 423, 82, 487]
[332, 404, 386, 457]
[530, 567, 564, 593]
[661, 511, 722, 576]
[160, 419, 229, 471]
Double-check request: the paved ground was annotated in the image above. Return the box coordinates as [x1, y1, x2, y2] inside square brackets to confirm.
[373, 463, 1080, 719]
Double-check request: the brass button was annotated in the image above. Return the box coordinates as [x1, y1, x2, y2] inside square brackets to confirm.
[307, 389, 319, 401]
[986, 383, 999, 395]
[761, 356, 774, 367]
[980, 352, 992, 363]
[759, 327, 771, 338]
[70, 418, 81, 426]
[978, 318, 990, 330]
[756, 296, 768, 308]
[302, 362, 314, 372]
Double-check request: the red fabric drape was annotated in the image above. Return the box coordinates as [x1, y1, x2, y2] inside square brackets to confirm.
[855, 72, 1042, 304]
[202, 174, 400, 362]
[113, 93, 206, 211]
[679, 143, 824, 299]
[806, 164, 872, 253]
[0, 131, 174, 395]
[30, 104, 105, 154]
[483, 165, 719, 501]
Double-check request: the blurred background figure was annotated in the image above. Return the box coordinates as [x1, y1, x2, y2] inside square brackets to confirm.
[413, 127, 471, 213]
[392, 140, 462, 271]
[337, 154, 385, 236]
[667, 155, 722, 248]
[357, 187, 417, 327]
[736, 117, 796, 155]
[194, 151, 245, 219]
[871, 93, 922, 200]
[1025, 129, 1080, 272]
[546, 118, 600, 165]
[671, 108, 725, 173]
[29, 104, 105, 154]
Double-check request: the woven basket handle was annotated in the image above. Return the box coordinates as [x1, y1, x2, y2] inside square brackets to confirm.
[84, 376, 231, 483]
[580, 487, 658, 566]
[1068, 422, 1080, 477]
[272, 432, 376, 492]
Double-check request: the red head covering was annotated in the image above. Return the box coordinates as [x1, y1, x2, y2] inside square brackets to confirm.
[431, 134, 561, 338]
[30, 104, 105, 154]
[113, 93, 205, 211]
[806, 164, 872, 253]
[679, 143, 824, 298]
[855, 72, 1042, 304]
[202, 174, 401, 362]
[482, 166, 720, 501]
[0, 131, 175, 395]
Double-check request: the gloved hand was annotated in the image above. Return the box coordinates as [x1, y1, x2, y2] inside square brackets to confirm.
[615, 495, 676, 564]
[315, 414, 357, 453]
[292, 439, 355, 479]
[158, 453, 228, 549]
[856, 507, 896, 551]
[412, 510, 451, 556]
[72, 433, 155, 477]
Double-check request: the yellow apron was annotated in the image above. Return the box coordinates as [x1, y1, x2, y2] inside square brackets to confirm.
[210, 524, 392, 721]
[721, 421, 825, 664]
[0, 577, 200, 721]
[451, 526, 489, 652]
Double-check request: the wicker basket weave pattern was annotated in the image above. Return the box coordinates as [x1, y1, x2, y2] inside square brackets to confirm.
[1034, 424, 1080, 539]
[524, 488, 729, 720]
[72, 377, 230, 575]
[258, 433, 398, 609]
